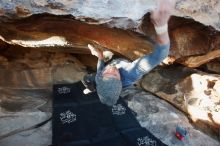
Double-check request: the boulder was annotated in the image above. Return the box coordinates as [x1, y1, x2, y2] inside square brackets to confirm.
[141, 65, 220, 139]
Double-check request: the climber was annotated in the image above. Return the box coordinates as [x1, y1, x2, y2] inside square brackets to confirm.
[83, 0, 175, 106]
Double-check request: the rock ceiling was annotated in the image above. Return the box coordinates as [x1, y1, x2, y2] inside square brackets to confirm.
[0, 0, 220, 31]
[0, 0, 220, 68]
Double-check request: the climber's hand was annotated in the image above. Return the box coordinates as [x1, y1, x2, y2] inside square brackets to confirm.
[88, 44, 103, 59]
[150, 0, 175, 27]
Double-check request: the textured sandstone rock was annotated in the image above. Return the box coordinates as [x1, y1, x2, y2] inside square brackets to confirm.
[0, 0, 220, 68]
[205, 60, 220, 74]
[175, 0, 220, 31]
[0, 15, 153, 60]
[121, 86, 220, 146]
[178, 49, 220, 67]
[176, 73, 220, 126]
[141, 66, 220, 139]
[0, 0, 220, 31]
[1, 14, 220, 67]
[140, 15, 220, 67]
[0, 46, 86, 88]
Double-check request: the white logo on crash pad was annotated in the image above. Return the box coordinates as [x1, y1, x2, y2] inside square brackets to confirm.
[112, 104, 126, 115]
[60, 110, 76, 124]
[137, 136, 156, 146]
[57, 86, 71, 94]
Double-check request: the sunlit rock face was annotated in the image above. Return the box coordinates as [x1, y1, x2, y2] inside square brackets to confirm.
[177, 73, 220, 126]
[141, 66, 220, 140]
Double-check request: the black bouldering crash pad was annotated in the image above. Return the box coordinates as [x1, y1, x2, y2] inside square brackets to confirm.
[52, 81, 167, 146]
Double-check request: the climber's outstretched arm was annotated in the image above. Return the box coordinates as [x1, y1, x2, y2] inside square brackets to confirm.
[122, 0, 176, 85]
